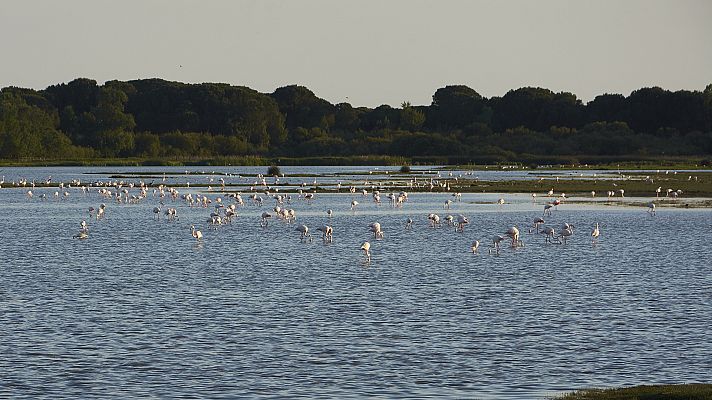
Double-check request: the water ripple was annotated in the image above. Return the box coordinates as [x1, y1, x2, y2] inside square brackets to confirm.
[1, 176, 711, 399]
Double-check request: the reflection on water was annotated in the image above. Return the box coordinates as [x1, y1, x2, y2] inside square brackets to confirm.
[0, 167, 710, 399]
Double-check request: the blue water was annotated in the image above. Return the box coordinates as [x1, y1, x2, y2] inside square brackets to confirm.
[1, 167, 710, 399]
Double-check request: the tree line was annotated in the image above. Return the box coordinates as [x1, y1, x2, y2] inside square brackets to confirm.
[1, 78, 711, 163]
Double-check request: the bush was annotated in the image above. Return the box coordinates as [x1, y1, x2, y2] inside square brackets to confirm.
[267, 165, 281, 176]
[400, 165, 411, 173]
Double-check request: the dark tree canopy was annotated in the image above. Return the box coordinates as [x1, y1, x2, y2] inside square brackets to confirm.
[1, 78, 711, 161]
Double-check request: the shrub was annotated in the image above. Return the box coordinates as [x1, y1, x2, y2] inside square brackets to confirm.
[267, 165, 281, 176]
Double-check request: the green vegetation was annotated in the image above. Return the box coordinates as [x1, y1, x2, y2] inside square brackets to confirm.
[455, 172, 712, 197]
[553, 383, 712, 400]
[267, 165, 281, 176]
[1, 79, 711, 164]
[400, 164, 412, 173]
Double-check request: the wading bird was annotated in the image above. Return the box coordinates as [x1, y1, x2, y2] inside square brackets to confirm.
[591, 223, 600, 244]
[647, 201, 656, 215]
[191, 225, 203, 241]
[471, 240, 480, 254]
[530, 217, 545, 233]
[543, 204, 553, 216]
[260, 212, 271, 227]
[489, 235, 506, 254]
[506, 226, 523, 247]
[456, 215, 469, 232]
[559, 226, 573, 244]
[317, 225, 333, 243]
[296, 224, 312, 242]
[361, 241, 371, 262]
[541, 227, 561, 244]
[370, 222, 384, 239]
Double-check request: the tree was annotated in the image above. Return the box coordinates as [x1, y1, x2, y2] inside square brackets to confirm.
[428, 85, 487, 130]
[134, 132, 161, 157]
[705, 84, 712, 132]
[0, 91, 76, 158]
[586, 93, 628, 123]
[271, 85, 335, 131]
[333, 102, 363, 134]
[93, 87, 136, 134]
[399, 101, 425, 131]
[492, 87, 556, 131]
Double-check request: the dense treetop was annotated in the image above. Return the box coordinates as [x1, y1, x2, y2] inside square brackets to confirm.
[1, 78, 711, 162]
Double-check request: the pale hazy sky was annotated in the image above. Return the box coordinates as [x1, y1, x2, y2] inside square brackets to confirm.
[1, 0, 710, 107]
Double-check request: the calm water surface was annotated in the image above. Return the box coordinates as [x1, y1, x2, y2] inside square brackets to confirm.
[1, 167, 710, 399]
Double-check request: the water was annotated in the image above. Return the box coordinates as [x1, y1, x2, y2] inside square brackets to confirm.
[0, 164, 672, 189]
[1, 167, 711, 399]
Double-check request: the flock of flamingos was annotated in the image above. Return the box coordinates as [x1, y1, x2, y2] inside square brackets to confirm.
[4, 169, 671, 263]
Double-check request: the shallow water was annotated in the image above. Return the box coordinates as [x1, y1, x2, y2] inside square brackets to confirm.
[0, 164, 662, 189]
[1, 167, 711, 399]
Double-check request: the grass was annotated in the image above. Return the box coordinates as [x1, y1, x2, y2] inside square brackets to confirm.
[453, 172, 712, 197]
[5, 154, 709, 169]
[553, 383, 712, 400]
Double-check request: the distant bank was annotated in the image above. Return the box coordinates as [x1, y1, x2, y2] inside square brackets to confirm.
[0, 155, 710, 170]
[553, 383, 712, 399]
[1, 79, 711, 164]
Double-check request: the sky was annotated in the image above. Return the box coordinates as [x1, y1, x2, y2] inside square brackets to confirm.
[1, 0, 711, 107]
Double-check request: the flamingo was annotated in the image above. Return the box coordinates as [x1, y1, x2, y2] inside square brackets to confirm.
[153, 206, 161, 220]
[489, 235, 506, 254]
[370, 222, 384, 239]
[543, 204, 553, 216]
[97, 204, 106, 220]
[647, 201, 656, 215]
[190, 225, 203, 241]
[559, 226, 573, 244]
[224, 208, 237, 223]
[591, 223, 600, 244]
[73, 231, 89, 240]
[530, 217, 545, 233]
[296, 224, 312, 242]
[316, 225, 333, 243]
[351, 200, 359, 211]
[541, 227, 561, 244]
[428, 213, 441, 227]
[165, 208, 177, 221]
[445, 215, 454, 226]
[560, 222, 574, 234]
[471, 240, 480, 254]
[506, 226, 523, 247]
[80, 220, 88, 233]
[405, 218, 413, 230]
[444, 199, 452, 209]
[360, 241, 371, 262]
[326, 209, 333, 218]
[456, 215, 468, 232]
[260, 212, 272, 227]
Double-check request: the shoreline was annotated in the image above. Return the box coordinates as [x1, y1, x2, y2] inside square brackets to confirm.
[552, 383, 712, 399]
